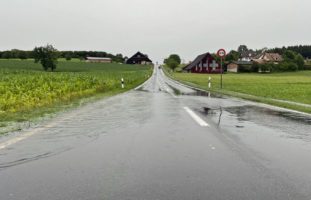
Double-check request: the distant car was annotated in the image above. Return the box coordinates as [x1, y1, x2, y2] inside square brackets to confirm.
[158, 66, 162, 69]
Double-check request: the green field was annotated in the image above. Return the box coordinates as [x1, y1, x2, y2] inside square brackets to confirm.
[0, 59, 152, 126]
[168, 70, 311, 113]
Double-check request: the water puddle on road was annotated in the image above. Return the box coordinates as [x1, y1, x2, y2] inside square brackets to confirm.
[167, 84, 224, 98]
[223, 105, 311, 142]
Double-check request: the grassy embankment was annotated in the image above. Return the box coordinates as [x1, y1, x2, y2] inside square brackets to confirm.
[0, 59, 152, 128]
[166, 68, 311, 114]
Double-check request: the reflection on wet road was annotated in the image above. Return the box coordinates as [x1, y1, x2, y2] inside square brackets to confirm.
[0, 66, 311, 200]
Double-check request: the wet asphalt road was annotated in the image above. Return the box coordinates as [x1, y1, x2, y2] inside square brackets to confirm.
[0, 67, 311, 200]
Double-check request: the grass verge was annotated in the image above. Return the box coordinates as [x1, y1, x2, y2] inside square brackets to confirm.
[164, 67, 311, 114]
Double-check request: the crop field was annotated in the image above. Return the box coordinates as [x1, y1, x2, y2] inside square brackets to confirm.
[0, 59, 152, 124]
[169, 70, 311, 113]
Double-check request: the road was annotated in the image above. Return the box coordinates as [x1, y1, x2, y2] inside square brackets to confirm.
[0, 66, 311, 200]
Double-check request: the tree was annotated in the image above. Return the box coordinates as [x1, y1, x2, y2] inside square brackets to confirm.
[283, 50, 305, 70]
[114, 53, 124, 63]
[1, 51, 11, 59]
[237, 45, 248, 54]
[18, 51, 28, 60]
[294, 54, 305, 70]
[165, 54, 181, 65]
[225, 50, 240, 62]
[65, 53, 72, 61]
[283, 50, 296, 60]
[166, 58, 179, 71]
[33, 44, 59, 71]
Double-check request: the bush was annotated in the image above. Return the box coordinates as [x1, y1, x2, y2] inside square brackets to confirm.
[238, 65, 252, 72]
[257, 63, 274, 72]
[272, 62, 298, 72]
[303, 65, 311, 70]
[251, 62, 260, 72]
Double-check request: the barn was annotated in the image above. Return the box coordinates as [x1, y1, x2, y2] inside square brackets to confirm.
[86, 57, 112, 63]
[183, 53, 221, 74]
[126, 52, 152, 65]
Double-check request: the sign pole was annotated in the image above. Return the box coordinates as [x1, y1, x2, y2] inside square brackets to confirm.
[217, 49, 226, 90]
[220, 57, 223, 89]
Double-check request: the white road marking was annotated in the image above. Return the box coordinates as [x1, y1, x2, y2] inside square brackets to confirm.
[184, 107, 210, 127]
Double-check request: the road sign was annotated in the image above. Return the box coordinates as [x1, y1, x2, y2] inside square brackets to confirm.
[217, 49, 226, 58]
[217, 49, 226, 89]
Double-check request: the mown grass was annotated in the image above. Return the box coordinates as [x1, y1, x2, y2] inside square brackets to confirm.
[167, 69, 311, 113]
[0, 60, 152, 126]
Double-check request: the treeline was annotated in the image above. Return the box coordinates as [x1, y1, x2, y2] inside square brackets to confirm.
[268, 45, 311, 59]
[0, 49, 126, 63]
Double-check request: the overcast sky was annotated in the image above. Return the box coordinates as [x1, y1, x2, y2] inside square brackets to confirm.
[0, 0, 310, 62]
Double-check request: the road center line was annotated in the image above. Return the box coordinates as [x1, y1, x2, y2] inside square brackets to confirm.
[184, 107, 210, 127]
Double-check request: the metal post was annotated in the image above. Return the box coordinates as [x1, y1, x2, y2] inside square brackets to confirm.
[220, 57, 223, 89]
[208, 76, 211, 89]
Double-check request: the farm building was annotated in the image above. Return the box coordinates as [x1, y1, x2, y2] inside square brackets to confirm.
[183, 53, 221, 74]
[126, 52, 152, 65]
[227, 61, 253, 73]
[86, 57, 112, 63]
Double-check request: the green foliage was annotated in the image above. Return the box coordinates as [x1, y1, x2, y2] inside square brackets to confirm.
[259, 63, 274, 72]
[278, 62, 298, 71]
[0, 60, 152, 122]
[1, 51, 11, 59]
[237, 45, 248, 54]
[18, 51, 27, 60]
[269, 45, 311, 59]
[166, 58, 179, 71]
[294, 54, 305, 70]
[251, 62, 260, 72]
[282, 50, 304, 70]
[65, 53, 72, 61]
[283, 50, 296, 60]
[225, 50, 240, 62]
[33, 44, 59, 71]
[165, 54, 181, 65]
[238, 65, 253, 73]
[115, 54, 124, 63]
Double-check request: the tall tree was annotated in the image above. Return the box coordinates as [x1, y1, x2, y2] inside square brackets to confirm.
[237, 45, 248, 54]
[33, 44, 59, 71]
[165, 54, 181, 65]
[166, 58, 179, 71]
[225, 50, 240, 62]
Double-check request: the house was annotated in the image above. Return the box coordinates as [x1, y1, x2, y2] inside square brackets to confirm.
[239, 50, 258, 61]
[86, 57, 112, 63]
[126, 52, 152, 65]
[183, 53, 221, 74]
[227, 61, 253, 73]
[252, 52, 283, 64]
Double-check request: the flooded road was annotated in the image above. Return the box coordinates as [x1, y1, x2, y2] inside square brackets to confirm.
[0, 67, 311, 200]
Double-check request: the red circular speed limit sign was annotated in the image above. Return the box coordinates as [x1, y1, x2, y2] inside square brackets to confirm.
[217, 49, 226, 58]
